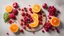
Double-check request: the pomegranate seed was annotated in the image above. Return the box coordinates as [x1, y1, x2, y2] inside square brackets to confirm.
[6, 32, 9, 35]
[12, 9, 18, 15]
[8, 20, 13, 24]
[13, 2, 19, 8]
[22, 12, 25, 16]
[42, 30, 45, 33]
[26, 24, 31, 29]
[20, 29, 24, 33]
[42, 3, 48, 9]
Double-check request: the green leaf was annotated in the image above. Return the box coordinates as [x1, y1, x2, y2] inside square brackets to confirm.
[3, 12, 9, 23]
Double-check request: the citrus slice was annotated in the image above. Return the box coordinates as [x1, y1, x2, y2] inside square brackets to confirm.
[5, 5, 12, 12]
[10, 24, 19, 33]
[32, 4, 41, 13]
[29, 13, 39, 27]
[29, 20, 39, 27]
[31, 13, 38, 20]
[50, 17, 60, 27]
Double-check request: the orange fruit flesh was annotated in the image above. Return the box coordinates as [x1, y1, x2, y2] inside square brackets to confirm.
[10, 24, 19, 33]
[5, 5, 12, 12]
[32, 4, 41, 13]
[29, 13, 39, 27]
[50, 17, 60, 27]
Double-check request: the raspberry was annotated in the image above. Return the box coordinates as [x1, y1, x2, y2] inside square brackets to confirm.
[13, 2, 19, 8]
[20, 29, 24, 33]
[12, 9, 18, 15]
[8, 20, 13, 24]
[42, 3, 48, 9]
[9, 13, 16, 20]
[22, 12, 25, 16]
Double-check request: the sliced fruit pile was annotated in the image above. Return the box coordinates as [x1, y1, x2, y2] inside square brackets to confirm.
[3, 2, 61, 35]
[42, 3, 60, 33]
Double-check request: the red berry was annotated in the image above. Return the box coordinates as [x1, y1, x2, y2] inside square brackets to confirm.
[6, 32, 9, 35]
[23, 26, 26, 30]
[42, 3, 47, 9]
[42, 30, 45, 33]
[38, 15, 42, 21]
[26, 24, 31, 29]
[29, 8, 32, 11]
[9, 13, 16, 20]
[20, 29, 24, 33]
[32, 32, 35, 34]
[21, 9, 24, 11]
[20, 22, 23, 26]
[55, 27, 60, 33]
[13, 2, 19, 8]
[39, 21, 42, 25]
[22, 12, 25, 16]
[21, 19, 24, 22]
[17, 8, 21, 11]
[8, 20, 13, 24]
[12, 9, 18, 15]
[24, 7, 27, 12]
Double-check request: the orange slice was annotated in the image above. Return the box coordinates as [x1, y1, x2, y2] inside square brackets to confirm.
[50, 17, 60, 27]
[5, 5, 12, 12]
[29, 13, 39, 27]
[31, 13, 38, 20]
[29, 20, 39, 27]
[32, 4, 41, 13]
[10, 24, 19, 33]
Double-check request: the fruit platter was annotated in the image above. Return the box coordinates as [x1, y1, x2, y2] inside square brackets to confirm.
[0, 0, 64, 36]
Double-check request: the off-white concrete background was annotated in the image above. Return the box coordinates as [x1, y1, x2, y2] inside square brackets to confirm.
[0, 0, 64, 36]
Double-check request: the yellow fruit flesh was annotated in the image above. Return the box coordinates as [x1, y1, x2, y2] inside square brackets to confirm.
[5, 5, 12, 12]
[32, 4, 41, 13]
[50, 17, 60, 27]
[10, 24, 19, 33]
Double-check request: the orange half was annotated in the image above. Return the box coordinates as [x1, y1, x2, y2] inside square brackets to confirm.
[32, 4, 41, 13]
[10, 24, 19, 33]
[5, 5, 12, 12]
[50, 17, 60, 27]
